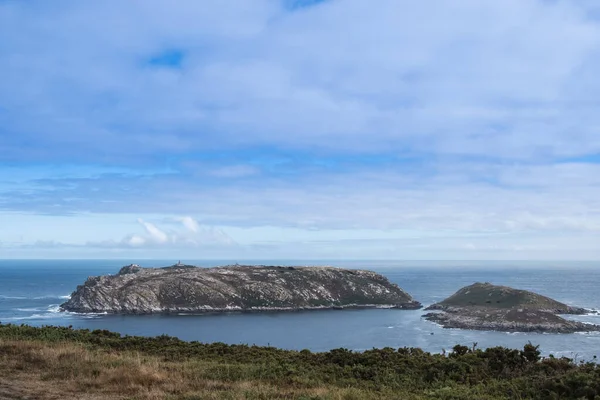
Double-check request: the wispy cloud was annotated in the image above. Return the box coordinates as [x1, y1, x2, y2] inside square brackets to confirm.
[2, 162, 600, 233]
[136, 219, 170, 244]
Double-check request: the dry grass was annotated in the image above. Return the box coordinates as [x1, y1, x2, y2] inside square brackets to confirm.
[0, 338, 387, 400]
[3, 324, 598, 399]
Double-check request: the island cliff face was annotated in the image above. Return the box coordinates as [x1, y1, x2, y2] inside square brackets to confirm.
[423, 282, 598, 333]
[61, 264, 422, 314]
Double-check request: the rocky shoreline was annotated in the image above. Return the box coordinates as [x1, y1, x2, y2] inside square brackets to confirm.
[423, 308, 600, 333]
[123, 303, 418, 315]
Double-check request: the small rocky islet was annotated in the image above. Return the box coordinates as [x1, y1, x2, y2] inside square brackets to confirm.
[423, 282, 599, 333]
[61, 264, 599, 334]
[60, 263, 422, 314]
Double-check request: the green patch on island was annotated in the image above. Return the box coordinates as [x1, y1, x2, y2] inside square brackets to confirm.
[434, 282, 577, 311]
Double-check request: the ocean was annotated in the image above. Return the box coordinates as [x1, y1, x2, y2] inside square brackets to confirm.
[1, 259, 599, 360]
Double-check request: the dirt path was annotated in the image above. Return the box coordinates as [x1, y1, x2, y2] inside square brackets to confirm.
[0, 379, 33, 400]
[0, 378, 114, 400]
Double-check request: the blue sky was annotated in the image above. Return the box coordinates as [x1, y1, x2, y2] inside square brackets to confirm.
[1, 0, 600, 260]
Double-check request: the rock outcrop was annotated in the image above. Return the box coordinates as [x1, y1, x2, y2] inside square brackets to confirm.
[61, 264, 422, 314]
[423, 282, 598, 333]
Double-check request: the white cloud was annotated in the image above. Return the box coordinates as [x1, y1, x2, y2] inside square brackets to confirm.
[127, 234, 146, 246]
[117, 217, 236, 248]
[178, 216, 199, 233]
[137, 218, 169, 243]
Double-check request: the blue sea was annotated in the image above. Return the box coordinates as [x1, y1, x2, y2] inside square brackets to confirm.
[1, 260, 599, 360]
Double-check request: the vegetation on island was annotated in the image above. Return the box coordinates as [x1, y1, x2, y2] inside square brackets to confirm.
[0, 323, 599, 399]
[427, 282, 584, 312]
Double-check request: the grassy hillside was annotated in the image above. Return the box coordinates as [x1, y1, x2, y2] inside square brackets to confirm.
[0, 323, 599, 399]
[434, 282, 573, 310]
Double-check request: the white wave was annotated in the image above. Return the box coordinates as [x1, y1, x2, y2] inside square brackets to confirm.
[64, 310, 108, 317]
[47, 304, 61, 313]
[1, 294, 72, 300]
[2, 306, 106, 321]
[575, 331, 600, 336]
[15, 307, 46, 312]
[5, 304, 100, 321]
[2, 313, 62, 321]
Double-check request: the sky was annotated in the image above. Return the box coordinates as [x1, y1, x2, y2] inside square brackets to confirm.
[1, 0, 600, 260]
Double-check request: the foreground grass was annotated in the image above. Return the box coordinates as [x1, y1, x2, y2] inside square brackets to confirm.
[0, 324, 599, 399]
[0, 339, 380, 400]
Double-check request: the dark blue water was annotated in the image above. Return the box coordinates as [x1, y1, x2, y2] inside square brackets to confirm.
[1, 260, 599, 360]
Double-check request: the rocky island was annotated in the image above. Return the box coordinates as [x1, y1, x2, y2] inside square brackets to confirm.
[423, 282, 598, 333]
[61, 263, 422, 314]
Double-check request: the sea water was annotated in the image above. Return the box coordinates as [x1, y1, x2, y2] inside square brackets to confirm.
[0, 259, 599, 360]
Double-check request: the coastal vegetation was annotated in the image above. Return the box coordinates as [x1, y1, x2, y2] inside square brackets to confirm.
[1, 323, 599, 399]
